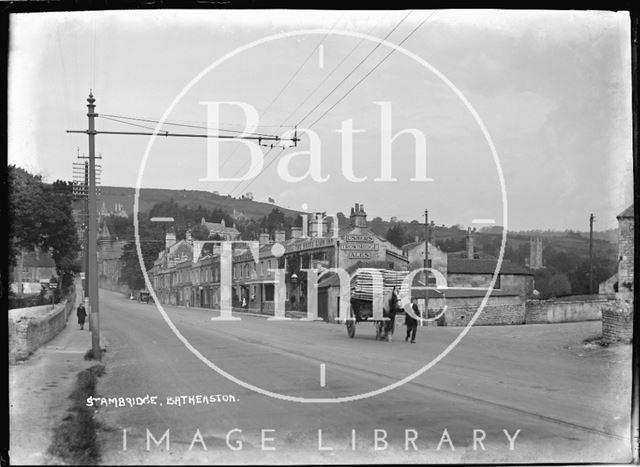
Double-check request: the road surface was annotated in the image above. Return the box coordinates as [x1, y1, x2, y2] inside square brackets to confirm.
[93, 289, 632, 464]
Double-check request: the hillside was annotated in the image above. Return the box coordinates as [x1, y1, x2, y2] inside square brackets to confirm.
[84, 186, 302, 220]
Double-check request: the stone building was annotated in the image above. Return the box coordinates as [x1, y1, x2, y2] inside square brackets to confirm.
[601, 204, 634, 344]
[10, 248, 57, 294]
[527, 236, 544, 269]
[198, 217, 240, 241]
[97, 222, 127, 291]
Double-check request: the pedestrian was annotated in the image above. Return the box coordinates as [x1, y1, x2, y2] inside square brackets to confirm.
[77, 303, 87, 330]
[405, 298, 421, 343]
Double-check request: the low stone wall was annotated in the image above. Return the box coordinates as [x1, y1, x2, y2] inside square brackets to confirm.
[602, 299, 633, 344]
[428, 295, 526, 327]
[525, 295, 612, 324]
[9, 288, 77, 364]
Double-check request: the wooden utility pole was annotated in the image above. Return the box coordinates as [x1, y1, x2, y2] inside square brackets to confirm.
[423, 209, 429, 326]
[87, 91, 101, 360]
[589, 213, 595, 295]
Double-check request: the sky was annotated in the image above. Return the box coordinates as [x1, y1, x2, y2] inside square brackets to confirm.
[8, 9, 633, 231]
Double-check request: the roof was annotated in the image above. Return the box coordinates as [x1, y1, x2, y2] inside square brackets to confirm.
[617, 204, 634, 219]
[447, 250, 497, 260]
[201, 217, 240, 236]
[447, 258, 533, 276]
[410, 287, 519, 299]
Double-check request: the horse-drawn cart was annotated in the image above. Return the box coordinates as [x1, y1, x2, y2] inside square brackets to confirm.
[345, 268, 409, 341]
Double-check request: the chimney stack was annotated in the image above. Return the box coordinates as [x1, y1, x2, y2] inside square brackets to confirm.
[349, 203, 368, 228]
[259, 232, 270, 246]
[309, 212, 327, 238]
[166, 231, 177, 250]
[291, 226, 302, 239]
[274, 230, 286, 243]
[466, 227, 475, 259]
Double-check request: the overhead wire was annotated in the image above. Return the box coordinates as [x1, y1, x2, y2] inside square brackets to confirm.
[279, 22, 379, 127]
[227, 12, 418, 204]
[217, 16, 344, 202]
[306, 10, 436, 131]
[295, 10, 413, 129]
[98, 113, 277, 138]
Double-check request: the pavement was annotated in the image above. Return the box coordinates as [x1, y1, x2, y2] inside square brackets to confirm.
[8, 284, 103, 465]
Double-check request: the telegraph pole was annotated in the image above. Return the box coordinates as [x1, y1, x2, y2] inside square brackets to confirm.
[589, 213, 595, 295]
[423, 209, 429, 326]
[87, 91, 101, 360]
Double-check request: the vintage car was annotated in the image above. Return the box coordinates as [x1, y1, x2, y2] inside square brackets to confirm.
[138, 291, 153, 303]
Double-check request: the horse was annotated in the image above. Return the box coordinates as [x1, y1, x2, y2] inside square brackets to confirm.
[379, 286, 403, 342]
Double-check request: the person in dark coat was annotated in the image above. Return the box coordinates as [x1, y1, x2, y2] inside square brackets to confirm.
[405, 298, 421, 343]
[77, 303, 87, 330]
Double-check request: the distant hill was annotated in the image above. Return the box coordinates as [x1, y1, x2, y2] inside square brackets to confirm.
[84, 186, 302, 220]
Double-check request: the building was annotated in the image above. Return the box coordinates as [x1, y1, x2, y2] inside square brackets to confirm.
[599, 204, 634, 297]
[146, 203, 534, 325]
[149, 203, 409, 316]
[232, 204, 409, 316]
[97, 222, 128, 291]
[601, 204, 634, 344]
[526, 236, 544, 269]
[198, 217, 240, 241]
[10, 248, 57, 294]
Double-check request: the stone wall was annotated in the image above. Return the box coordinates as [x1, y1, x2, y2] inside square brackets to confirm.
[602, 299, 633, 344]
[9, 287, 77, 364]
[428, 295, 526, 327]
[525, 295, 612, 324]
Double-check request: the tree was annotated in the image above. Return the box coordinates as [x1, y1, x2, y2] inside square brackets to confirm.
[8, 167, 80, 295]
[119, 213, 165, 290]
[190, 223, 210, 241]
[386, 224, 410, 249]
[549, 273, 572, 297]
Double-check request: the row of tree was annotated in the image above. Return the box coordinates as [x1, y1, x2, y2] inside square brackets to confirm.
[8, 166, 81, 296]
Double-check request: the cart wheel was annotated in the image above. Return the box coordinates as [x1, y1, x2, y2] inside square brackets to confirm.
[346, 320, 355, 338]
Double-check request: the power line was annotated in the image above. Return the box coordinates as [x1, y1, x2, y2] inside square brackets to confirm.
[226, 12, 431, 204]
[99, 115, 160, 132]
[280, 22, 379, 127]
[306, 10, 436, 130]
[214, 18, 342, 185]
[295, 10, 413, 128]
[99, 113, 277, 138]
[259, 15, 343, 120]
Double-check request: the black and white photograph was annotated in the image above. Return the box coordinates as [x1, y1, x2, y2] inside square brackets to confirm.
[6, 8, 636, 465]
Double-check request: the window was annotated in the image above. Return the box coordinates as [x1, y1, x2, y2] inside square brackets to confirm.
[494, 275, 501, 289]
[265, 284, 274, 301]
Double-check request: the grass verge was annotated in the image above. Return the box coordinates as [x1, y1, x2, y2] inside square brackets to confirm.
[47, 364, 106, 465]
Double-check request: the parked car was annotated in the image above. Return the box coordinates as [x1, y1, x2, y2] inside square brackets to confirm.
[139, 291, 153, 304]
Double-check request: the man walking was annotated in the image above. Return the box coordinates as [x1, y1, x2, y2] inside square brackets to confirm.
[77, 302, 87, 330]
[405, 297, 421, 343]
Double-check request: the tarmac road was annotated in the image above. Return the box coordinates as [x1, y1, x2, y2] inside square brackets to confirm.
[93, 289, 632, 464]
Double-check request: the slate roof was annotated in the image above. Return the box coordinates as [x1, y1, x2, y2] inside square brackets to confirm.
[447, 258, 533, 275]
[617, 204, 634, 219]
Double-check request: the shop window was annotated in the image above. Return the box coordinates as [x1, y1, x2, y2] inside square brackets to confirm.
[265, 284, 275, 301]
